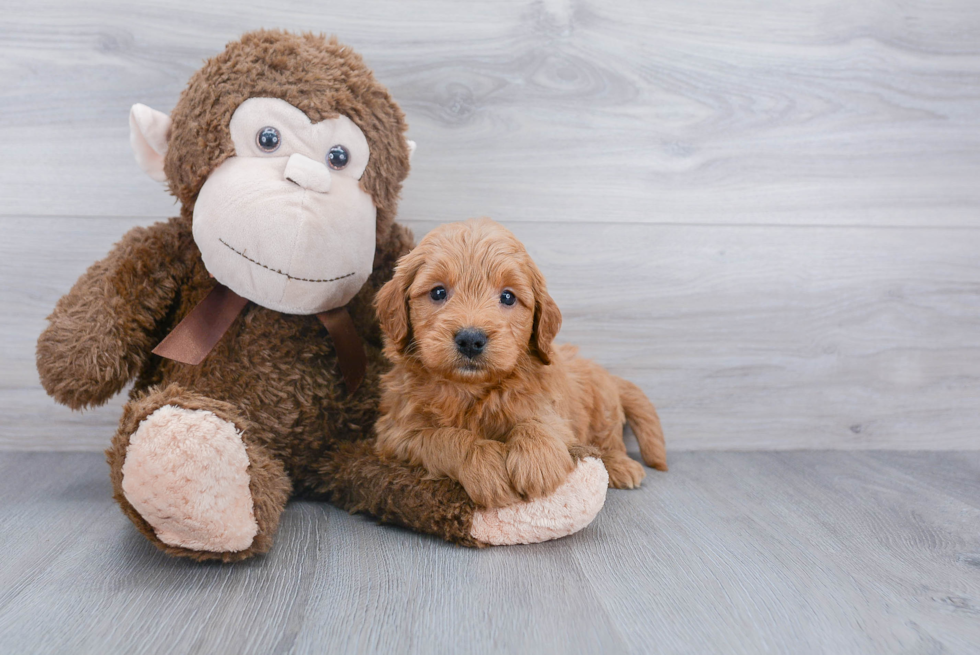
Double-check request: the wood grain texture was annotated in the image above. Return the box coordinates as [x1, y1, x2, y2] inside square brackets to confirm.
[0, 451, 977, 654]
[2, 1, 980, 451]
[1, 0, 979, 225]
[3, 217, 978, 451]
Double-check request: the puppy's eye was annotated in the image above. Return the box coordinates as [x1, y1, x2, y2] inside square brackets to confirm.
[500, 290, 517, 306]
[430, 286, 448, 302]
[256, 127, 281, 152]
[327, 145, 350, 170]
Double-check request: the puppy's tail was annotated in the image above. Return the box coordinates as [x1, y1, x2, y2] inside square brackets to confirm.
[616, 378, 668, 472]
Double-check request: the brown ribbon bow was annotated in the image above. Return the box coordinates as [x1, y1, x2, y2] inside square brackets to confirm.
[152, 284, 366, 394]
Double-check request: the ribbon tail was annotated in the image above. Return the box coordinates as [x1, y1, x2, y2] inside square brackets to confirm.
[152, 284, 249, 365]
[317, 306, 367, 394]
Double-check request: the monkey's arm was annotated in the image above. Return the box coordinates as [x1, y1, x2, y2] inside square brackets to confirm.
[36, 216, 194, 409]
[348, 220, 415, 347]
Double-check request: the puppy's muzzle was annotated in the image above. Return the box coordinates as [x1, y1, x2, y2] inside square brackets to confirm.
[454, 328, 487, 359]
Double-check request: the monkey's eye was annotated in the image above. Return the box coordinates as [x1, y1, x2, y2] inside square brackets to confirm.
[256, 127, 281, 152]
[327, 145, 350, 170]
[500, 290, 517, 306]
[429, 286, 448, 302]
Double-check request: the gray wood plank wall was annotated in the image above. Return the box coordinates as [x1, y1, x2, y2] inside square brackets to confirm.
[2, 0, 978, 450]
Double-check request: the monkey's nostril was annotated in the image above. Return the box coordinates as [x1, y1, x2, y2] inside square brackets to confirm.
[454, 328, 488, 359]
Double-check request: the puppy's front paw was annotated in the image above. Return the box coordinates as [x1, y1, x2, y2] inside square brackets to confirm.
[506, 435, 575, 500]
[459, 440, 521, 508]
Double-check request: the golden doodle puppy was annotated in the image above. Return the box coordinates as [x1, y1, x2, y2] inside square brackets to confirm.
[374, 219, 667, 508]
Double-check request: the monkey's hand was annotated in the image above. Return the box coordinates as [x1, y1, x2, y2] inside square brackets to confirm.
[36, 217, 191, 409]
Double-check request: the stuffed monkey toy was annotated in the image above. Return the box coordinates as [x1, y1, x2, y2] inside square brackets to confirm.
[35, 30, 608, 561]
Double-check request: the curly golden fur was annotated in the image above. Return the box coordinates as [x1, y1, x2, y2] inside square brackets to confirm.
[374, 218, 668, 508]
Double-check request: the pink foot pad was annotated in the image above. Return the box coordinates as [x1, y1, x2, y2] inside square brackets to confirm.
[121, 405, 258, 552]
[470, 457, 608, 545]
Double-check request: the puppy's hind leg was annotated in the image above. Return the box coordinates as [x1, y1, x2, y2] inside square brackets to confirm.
[615, 378, 668, 472]
[602, 451, 646, 490]
[593, 420, 645, 489]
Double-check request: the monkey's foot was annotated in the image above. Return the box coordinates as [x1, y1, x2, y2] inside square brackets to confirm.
[121, 405, 258, 552]
[470, 457, 608, 545]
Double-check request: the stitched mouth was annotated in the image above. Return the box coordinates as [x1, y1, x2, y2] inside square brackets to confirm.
[219, 238, 356, 283]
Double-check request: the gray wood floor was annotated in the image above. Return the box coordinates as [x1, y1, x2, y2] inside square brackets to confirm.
[1, 450, 978, 654]
[3, 0, 980, 451]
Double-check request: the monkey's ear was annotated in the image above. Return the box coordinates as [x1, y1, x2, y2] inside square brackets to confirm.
[375, 249, 424, 357]
[529, 260, 562, 365]
[406, 139, 416, 162]
[129, 103, 172, 183]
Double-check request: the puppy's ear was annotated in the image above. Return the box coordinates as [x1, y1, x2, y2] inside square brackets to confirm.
[375, 249, 425, 357]
[528, 260, 562, 365]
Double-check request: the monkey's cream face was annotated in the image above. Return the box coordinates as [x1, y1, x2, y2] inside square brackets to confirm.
[192, 98, 377, 315]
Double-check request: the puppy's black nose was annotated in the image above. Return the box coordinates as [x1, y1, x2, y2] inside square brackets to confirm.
[454, 328, 487, 359]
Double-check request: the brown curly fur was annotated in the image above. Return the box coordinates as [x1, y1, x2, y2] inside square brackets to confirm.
[374, 219, 667, 508]
[105, 384, 292, 562]
[36, 30, 481, 560]
[164, 29, 410, 247]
